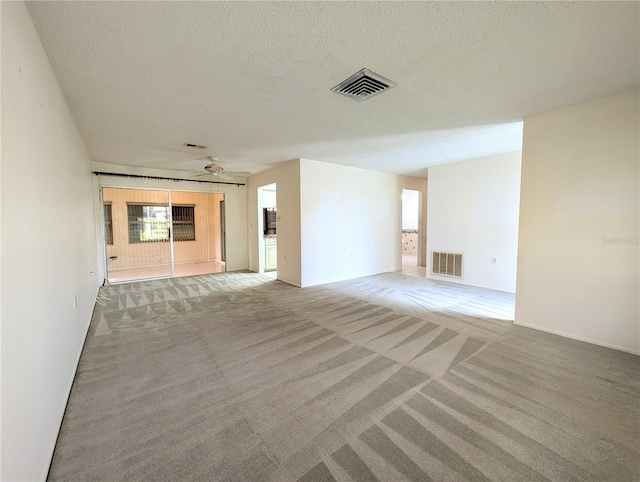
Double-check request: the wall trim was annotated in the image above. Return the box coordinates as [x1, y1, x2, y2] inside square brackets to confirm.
[425, 274, 516, 295]
[248, 269, 302, 288]
[513, 320, 640, 356]
[282, 279, 302, 288]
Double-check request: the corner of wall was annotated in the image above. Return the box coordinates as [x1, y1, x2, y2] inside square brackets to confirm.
[515, 90, 639, 354]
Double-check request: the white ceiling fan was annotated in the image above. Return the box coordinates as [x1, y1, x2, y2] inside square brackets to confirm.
[197, 156, 251, 179]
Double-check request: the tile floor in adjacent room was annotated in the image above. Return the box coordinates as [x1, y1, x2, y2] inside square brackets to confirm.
[401, 255, 426, 278]
[49, 271, 639, 481]
[107, 260, 226, 283]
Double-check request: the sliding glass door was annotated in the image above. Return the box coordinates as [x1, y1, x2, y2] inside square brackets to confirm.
[101, 187, 226, 283]
[102, 188, 173, 283]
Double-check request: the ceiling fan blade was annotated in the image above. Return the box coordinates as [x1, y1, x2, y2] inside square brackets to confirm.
[225, 171, 252, 178]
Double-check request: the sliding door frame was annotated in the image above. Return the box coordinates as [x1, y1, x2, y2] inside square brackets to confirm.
[98, 184, 226, 284]
[100, 186, 173, 284]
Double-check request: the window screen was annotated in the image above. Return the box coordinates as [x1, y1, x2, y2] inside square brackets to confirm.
[127, 204, 194, 243]
[104, 203, 113, 245]
[172, 205, 195, 241]
[128, 205, 170, 243]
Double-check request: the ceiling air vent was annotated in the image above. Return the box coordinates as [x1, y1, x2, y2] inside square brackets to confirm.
[183, 143, 207, 149]
[331, 68, 396, 101]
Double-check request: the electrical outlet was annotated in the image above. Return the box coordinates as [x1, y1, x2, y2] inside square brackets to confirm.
[491, 257, 497, 264]
[73, 295, 78, 309]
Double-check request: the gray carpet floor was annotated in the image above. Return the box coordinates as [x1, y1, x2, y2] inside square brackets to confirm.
[49, 271, 640, 481]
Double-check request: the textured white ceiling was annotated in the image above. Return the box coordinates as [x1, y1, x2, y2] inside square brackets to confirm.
[26, 1, 639, 177]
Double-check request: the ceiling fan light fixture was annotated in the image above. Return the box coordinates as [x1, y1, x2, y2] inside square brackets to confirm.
[197, 156, 251, 178]
[204, 163, 224, 174]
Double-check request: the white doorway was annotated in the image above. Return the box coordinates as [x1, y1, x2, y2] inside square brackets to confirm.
[257, 183, 277, 276]
[401, 189, 424, 276]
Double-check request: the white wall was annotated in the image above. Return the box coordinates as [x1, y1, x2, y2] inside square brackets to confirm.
[1, 3, 98, 480]
[427, 152, 522, 292]
[515, 90, 639, 354]
[299, 159, 403, 287]
[91, 162, 248, 275]
[247, 160, 301, 286]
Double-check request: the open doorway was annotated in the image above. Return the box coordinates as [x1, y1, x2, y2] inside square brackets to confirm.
[401, 189, 425, 276]
[257, 183, 277, 278]
[101, 187, 226, 283]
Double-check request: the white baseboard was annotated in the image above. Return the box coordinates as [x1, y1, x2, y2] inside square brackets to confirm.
[426, 274, 516, 294]
[513, 320, 640, 356]
[44, 287, 98, 479]
[281, 277, 302, 288]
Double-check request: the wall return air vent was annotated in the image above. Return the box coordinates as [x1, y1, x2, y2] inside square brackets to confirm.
[331, 68, 396, 101]
[432, 251, 463, 278]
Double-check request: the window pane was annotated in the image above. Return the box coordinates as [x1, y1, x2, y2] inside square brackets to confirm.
[172, 205, 195, 242]
[128, 205, 169, 243]
[103, 204, 113, 245]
